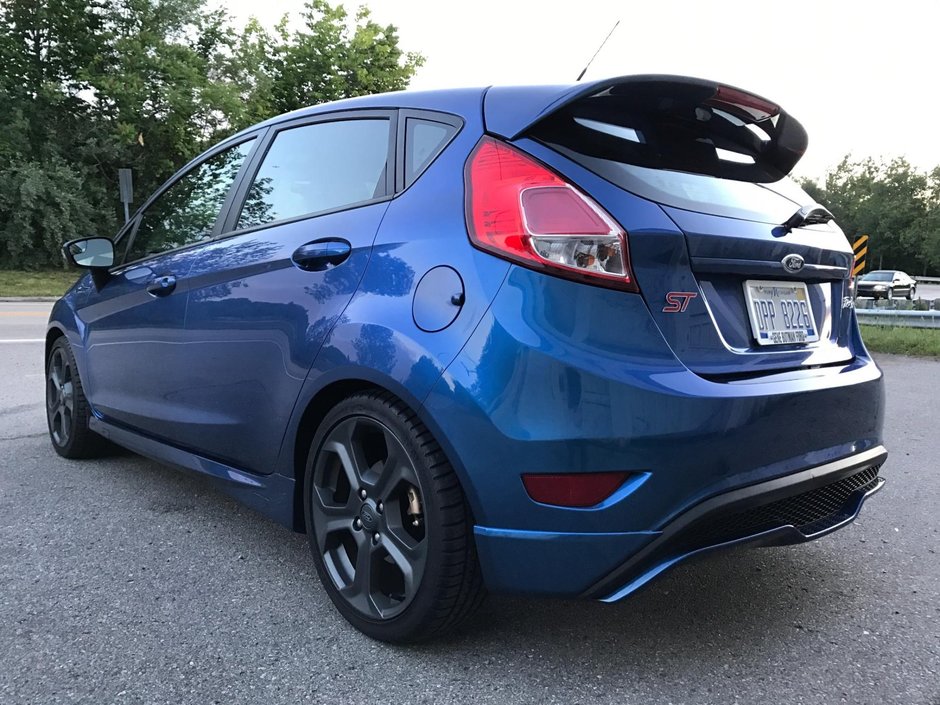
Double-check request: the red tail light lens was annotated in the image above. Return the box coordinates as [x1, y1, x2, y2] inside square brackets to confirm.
[465, 137, 637, 292]
[522, 472, 632, 508]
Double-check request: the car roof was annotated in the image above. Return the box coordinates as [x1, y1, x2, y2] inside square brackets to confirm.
[224, 87, 490, 144]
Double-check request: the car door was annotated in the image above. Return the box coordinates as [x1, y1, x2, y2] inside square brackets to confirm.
[175, 112, 396, 474]
[79, 137, 257, 440]
[896, 273, 911, 296]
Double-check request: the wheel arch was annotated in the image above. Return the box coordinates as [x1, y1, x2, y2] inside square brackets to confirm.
[287, 370, 479, 534]
[45, 325, 66, 362]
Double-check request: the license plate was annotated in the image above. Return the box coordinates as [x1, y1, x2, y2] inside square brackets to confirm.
[743, 280, 819, 346]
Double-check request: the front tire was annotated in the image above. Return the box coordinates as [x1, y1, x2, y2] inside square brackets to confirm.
[46, 337, 109, 459]
[304, 391, 485, 642]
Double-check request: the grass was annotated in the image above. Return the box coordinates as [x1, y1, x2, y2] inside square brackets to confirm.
[0, 269, 80, 297]
[860, 325, 940, 359]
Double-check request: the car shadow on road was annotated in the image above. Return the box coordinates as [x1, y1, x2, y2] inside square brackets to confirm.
[75, 449, 870, 671]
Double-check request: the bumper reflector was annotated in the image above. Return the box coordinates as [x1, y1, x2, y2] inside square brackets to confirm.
[522, 472, 631, 508]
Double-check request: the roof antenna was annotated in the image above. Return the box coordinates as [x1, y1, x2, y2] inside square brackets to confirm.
[576, 20, 621, 82]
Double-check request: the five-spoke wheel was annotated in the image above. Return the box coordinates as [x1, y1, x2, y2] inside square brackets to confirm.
[45, 337, 108, 459]
[47, 346, 75, 447]
[310, 415, 428, 620]
[304, 392, 485, 642]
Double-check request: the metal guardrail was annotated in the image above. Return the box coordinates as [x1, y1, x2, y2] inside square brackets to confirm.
[914, 276, 940, 284]
[855, 308, 940, 328]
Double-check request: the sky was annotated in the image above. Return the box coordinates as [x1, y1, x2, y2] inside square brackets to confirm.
[222, 0, 938, 180]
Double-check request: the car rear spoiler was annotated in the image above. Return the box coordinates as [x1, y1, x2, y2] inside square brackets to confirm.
[483, 75, 808, 182]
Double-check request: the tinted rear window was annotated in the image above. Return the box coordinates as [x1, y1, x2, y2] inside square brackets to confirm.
[535, 111, 814, 224]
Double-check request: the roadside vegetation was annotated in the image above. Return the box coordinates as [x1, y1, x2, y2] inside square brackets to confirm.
[0, 270, 78, 297]
[0, 0, 423, 270]
[861, 325, 940, 358]
[800, 158, 940, 277]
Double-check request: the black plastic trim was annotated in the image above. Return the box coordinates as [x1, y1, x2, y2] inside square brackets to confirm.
[582, 446, 888, 599]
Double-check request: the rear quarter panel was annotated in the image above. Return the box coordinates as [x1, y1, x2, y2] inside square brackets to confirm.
[272, 99, 512, 482]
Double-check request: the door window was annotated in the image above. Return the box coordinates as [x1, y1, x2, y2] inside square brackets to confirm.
[237, 119, 390, 229]
[124, 139, 254, 264]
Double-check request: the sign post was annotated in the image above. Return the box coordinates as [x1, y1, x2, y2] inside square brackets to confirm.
[852, 235, 868, 276]
[118, 168, 133, 224]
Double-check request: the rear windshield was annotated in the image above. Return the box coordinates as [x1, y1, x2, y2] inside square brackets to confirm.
[532, 105, 814, 224]
[546, 140, 812, 225]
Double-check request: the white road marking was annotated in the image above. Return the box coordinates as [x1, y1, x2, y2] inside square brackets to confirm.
[0, 339, 44, 344]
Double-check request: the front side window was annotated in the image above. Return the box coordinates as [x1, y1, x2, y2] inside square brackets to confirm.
[124, 140, 254, 264]
[237, 119, 390, 229]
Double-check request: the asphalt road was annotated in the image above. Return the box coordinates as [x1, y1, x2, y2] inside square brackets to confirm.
[916, 282, 940, 300]
[1, 302, 938, 705]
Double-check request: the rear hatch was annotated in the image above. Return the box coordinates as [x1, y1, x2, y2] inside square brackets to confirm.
[484, 75, 855, 377]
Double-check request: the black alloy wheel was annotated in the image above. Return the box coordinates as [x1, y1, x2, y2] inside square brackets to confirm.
[304, 392, 485, 642]
[46, 337, 109, 459]
[47, 344, 75, 448]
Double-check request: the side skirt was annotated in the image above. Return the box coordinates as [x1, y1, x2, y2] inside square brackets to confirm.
[90, 417, 297, 530]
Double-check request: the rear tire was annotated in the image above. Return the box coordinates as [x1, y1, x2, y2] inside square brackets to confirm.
[304, 391, 486, 642]
[46, 337, 110, 459]
[907, 286, 915, 300]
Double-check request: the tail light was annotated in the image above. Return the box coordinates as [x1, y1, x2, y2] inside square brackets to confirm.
[465, 137, 638, 292]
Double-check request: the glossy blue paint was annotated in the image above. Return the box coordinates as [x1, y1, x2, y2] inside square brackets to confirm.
[514, 138, 858, 376]
[79, 248, 199, 441]
[472, 526, 658, 595]
[47, 79, 887, 600]
[174, 201, 389, 474]
[412, 266, 464, 332]
[424, 267, 884, 537]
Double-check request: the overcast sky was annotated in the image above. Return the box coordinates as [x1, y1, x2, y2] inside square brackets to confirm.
[223, 0, 937, 180]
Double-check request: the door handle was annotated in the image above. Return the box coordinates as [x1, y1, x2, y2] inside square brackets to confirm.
[147, 274, 177, 296]
[292, 239, 352, 272]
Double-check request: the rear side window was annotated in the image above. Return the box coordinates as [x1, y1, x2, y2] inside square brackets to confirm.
[125, 140, 253, 263]
[404, 118, 457, 187]
[238, 119, 390, 229]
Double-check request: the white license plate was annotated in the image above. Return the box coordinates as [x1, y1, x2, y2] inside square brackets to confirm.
[743, 280, 819, 346]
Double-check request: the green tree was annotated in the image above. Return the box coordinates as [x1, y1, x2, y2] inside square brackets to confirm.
[803, 156, 938, 275]
[226, 1, 424, 124]
[0, 0, 423, 270]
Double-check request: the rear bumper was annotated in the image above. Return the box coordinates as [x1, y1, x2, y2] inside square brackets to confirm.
[472, 446, 886, 598]
[585, 445, 886, 601]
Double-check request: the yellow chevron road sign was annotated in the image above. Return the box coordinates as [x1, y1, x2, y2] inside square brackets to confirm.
[852, 235, 869, 276]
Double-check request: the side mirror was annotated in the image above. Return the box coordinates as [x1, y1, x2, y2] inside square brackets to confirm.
[63, 237, 115, 269]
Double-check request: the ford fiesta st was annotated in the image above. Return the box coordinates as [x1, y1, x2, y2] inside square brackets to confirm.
[47, 75, 886, 642]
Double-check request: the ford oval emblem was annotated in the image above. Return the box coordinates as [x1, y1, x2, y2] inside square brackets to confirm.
[782, 254, 805, 272]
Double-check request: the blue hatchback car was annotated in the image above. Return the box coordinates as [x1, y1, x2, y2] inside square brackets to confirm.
[48, 75, 886, 642]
